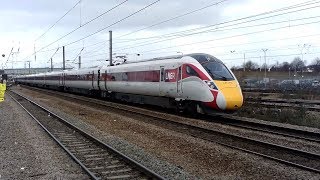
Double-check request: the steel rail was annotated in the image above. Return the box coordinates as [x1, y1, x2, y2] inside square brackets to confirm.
[12, 86, 320, 174]
[20, 85, 320, 143]
[9, 91, 164, 180]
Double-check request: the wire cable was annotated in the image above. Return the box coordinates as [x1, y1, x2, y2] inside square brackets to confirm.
[114, 0, 320, 43]
[35, 0, 81, 41]
[46, 47, 60, 63]
[63, 0, 161, 47]
[36, 0, 129, 53]
[121, 19, 320, 54]
[114, 2, 320, 49]
[223, 51, 320, 62]
[115, 0, 228, 39]
[115, 12, 320, 50]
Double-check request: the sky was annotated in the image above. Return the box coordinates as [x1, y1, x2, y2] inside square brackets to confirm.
[0, 0, 320, 69]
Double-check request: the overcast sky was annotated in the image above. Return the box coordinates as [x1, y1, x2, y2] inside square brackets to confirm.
[1, 0, 320, 69]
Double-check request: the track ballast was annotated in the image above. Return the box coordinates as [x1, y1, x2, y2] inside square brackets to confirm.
[12, 86, 320, 174]
[9, 91, 164, 180]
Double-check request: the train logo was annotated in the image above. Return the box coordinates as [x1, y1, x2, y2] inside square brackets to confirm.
[166, 72, 175, 80]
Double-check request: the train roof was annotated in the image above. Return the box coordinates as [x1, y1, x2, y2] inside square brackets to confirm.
[123, 53, 223, 65]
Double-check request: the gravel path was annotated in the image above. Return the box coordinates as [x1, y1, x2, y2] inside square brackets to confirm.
[13, 86, 320, 179]
[0, 94, 89, 179]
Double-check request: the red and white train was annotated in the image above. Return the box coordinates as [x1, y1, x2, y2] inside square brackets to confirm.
[15, 53, 243, 113]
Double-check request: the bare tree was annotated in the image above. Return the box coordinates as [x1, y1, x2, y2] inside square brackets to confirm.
[243, 60, 259, 71]
[310, 57, 320, 72]
[290, 57, 305, 71]
[278, 61, 290, 71]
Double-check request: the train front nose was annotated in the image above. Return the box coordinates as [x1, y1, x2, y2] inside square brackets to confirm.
[215, 81, 243, 111]
[218, 87, 243, 111]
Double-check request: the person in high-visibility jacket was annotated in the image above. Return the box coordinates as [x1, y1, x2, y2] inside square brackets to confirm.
[0, 82, 6, 102]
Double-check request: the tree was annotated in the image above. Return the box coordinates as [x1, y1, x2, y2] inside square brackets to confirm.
[261, 63, 268, 70]
[231, 66, 237, 71]
[310, 57, 320, 72]
[290, 57, 305, 71]
[278, 61, 290, 71]
[243, 60, 258, 71]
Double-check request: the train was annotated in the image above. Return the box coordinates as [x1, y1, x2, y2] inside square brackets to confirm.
[15, 53, 243, 114]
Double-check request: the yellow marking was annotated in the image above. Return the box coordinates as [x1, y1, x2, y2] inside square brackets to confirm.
[0, 83, 6, 102]
[214, 80, 243, 110]
[214, 80, 238, 89]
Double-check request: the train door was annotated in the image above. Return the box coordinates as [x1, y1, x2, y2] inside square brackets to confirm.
[159, 66, 165, 96]
[104, 70, 108, 91]
[62, 73, 65, 87]
[177, 66, 183, 95]
[91, 71, 94, 89]
[58, 73, 61, 86]
[97, 70, 100, 90]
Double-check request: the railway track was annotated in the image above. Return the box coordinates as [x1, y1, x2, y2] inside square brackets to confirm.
[209, 115, 320, 143]
[12, 86, 320, 173]
[245, 97, 320, 111]
[9, 91, 164, 180]
[246, 97, 320, 106]
[18, 85, 320, 143]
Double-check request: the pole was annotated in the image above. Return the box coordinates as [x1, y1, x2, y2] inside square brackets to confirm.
[109, 30, 112, 66]
[243, 53, 246, 72]
[34, 44, 36, 62]
[262, 49, 268, 88]
[289, 67, 290, 78]
[78, 56, 81, 69]
[301, 50, 304, 78]
[259, 56, 262, 71]
[63, 46, 65, 70]
[28, 61, 30, 74]
[51, 58, 53, 72]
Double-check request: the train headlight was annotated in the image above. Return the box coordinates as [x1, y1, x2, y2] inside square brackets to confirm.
[204, 80, 217, 90]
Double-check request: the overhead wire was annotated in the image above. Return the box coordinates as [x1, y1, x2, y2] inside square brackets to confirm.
[71, 47, 84, 63]
[128, 43, 319, 58]
[35, 0, 129, 53]
[63, 0, 161, 47]
[46, 47, 60, 63]
[21, 0, 160, 64]
[115, 0, 229, 39]
[49, 7, 319, 56]
[115, 12, 320, 50]
[22, 0, 320, 68]
[35, 0, 81, 41]
[118, 5, 320, 48]
[123, 19, 320, 54]
[223, 51, 320, 62]
[112, 0, 320, 48]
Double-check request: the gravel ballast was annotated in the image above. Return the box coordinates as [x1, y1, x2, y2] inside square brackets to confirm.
[13, 86, 320, 179]
[0, 94, 89, 179]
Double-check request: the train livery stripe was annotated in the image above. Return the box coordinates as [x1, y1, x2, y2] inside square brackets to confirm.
[16, 64, 209, 84]
[102, 70, 160, 82]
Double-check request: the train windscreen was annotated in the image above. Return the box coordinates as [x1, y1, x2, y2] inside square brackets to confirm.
[202, 61, 234, 81]
[189, 53, 234, 81]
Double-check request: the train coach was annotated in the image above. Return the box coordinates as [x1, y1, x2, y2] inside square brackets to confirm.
[15, 53, 243, 114]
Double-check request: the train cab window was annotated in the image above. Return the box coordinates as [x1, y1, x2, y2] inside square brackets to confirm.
[186, 65, 199, 77]
[202, 62, 234, 81]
